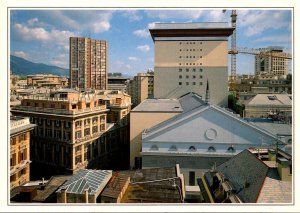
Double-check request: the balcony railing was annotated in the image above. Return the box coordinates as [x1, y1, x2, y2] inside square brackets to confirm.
[75, 131, 103, 143]
[12, 105, 107, 115]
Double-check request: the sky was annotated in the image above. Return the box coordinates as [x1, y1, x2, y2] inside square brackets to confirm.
[10, 9, 292, 76]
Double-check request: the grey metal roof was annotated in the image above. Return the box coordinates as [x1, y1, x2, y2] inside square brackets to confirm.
[56, 169, 112, 195]
[178, 92, 207, 112]
[132, 99, 183, 112]
[249, 122, 292, 136]
[215, 150, 269, 203]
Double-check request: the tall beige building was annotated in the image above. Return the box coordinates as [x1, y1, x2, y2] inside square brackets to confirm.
[149, 23, 233, 106]
[127, 72, 154, 107]
[10, 116, 36, 189]
[70, 37, 108, 90]
[255, 46, 288, 76]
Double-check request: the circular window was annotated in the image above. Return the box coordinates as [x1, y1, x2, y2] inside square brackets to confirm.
[205, 128, 217, 140]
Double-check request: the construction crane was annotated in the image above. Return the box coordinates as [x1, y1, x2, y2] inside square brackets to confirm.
[223, 9, 237, 91]
[225, 10, 292, 91]
[235, 47, 292, 59]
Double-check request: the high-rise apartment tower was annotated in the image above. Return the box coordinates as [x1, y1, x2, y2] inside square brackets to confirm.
[70, 37, 108, 90]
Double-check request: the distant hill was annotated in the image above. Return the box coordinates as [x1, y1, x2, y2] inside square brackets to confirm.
[10, 55, 69, 76]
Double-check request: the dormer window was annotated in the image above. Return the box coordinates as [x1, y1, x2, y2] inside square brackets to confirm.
[169, 145, 177, 151]
[150, 145, 159, 151]
[227, 146, 235, 153]
[208, 146, 216, 152]
[188, 146, 196, 152]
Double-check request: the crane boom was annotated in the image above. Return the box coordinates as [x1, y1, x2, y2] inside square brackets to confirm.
[233, 47, 292, 59]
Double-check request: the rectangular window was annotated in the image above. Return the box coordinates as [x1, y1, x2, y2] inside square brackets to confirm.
[179, 82, 182, 86]
[189, 171, 195, 186]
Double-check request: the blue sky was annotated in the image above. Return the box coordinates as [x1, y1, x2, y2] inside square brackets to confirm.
[10, 9, 292, 76]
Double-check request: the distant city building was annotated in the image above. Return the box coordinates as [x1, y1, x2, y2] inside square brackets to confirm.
[198, 149, 292, 203]
[10, 116, 36, 190]
[244, 94, 292, 123]
[149, 22, 234, 106]
[27, 74, 68, 88]
[127, 72, 154, 107]
[107, 76, 129, 92]
[234, 74, 292, 94]
[11, 88, 131, 178]
[255, 46, 288, 76]
[69, 37, 108, 90]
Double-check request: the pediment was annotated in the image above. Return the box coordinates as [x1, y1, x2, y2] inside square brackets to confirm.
[143, 106, 277, 146]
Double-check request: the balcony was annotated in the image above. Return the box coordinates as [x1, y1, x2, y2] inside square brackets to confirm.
[75, 131, 103, 143]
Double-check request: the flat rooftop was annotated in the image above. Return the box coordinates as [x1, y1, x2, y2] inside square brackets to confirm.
[150, 22, 230, 29]
[132, 99, 183, 112]
[149, 22, 234, 41]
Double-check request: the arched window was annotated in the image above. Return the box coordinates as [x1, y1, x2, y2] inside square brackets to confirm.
[227, 146, 235, 153]
[208, 146, 216, 152]
[188, 146, 196, 152]
[150, 145, 158, 151]
[169, 145, 177, 151]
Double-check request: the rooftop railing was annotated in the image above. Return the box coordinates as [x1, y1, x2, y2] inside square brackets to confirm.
[12, 105, 107, 115]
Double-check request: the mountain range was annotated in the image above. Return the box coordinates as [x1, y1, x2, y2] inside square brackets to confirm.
[10, 55, 69, 76]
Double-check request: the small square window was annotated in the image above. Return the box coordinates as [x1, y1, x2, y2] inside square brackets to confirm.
[186, 68, 189, 72]
[186, 75, 189, 79]
[193, 75, 196, 79]
[200, 82, 203, 86]
[200, 69, 203, 72]
[193, 69, 196, 72]
[200, 75, 203, 79]
[179, 82, 182, 85]
[179, 75, 182, 79]
[193, 82, 196, 85]
[186, 82, 189, 86]
[179, 68, 182, 72]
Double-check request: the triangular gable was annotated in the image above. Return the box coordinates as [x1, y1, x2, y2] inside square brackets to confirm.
[143, 105, 279, 146]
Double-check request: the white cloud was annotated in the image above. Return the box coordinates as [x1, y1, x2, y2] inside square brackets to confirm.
[121, 10, 142, 22]
[50, 53, 68, 68]
[128, 56, 139, 61]
[238, 10, 291, 37]
[12, 51, 30, 60]
[133, 29, 149, 38]
[253, 35, 291, 44]
[114, 61, 132, 70]
[145, 10, 204, 20]
[137, 45, 150, 52]
[13, 23, 76, 44]
[93, 21, 110, 33]
[27, 18, 39, 26]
